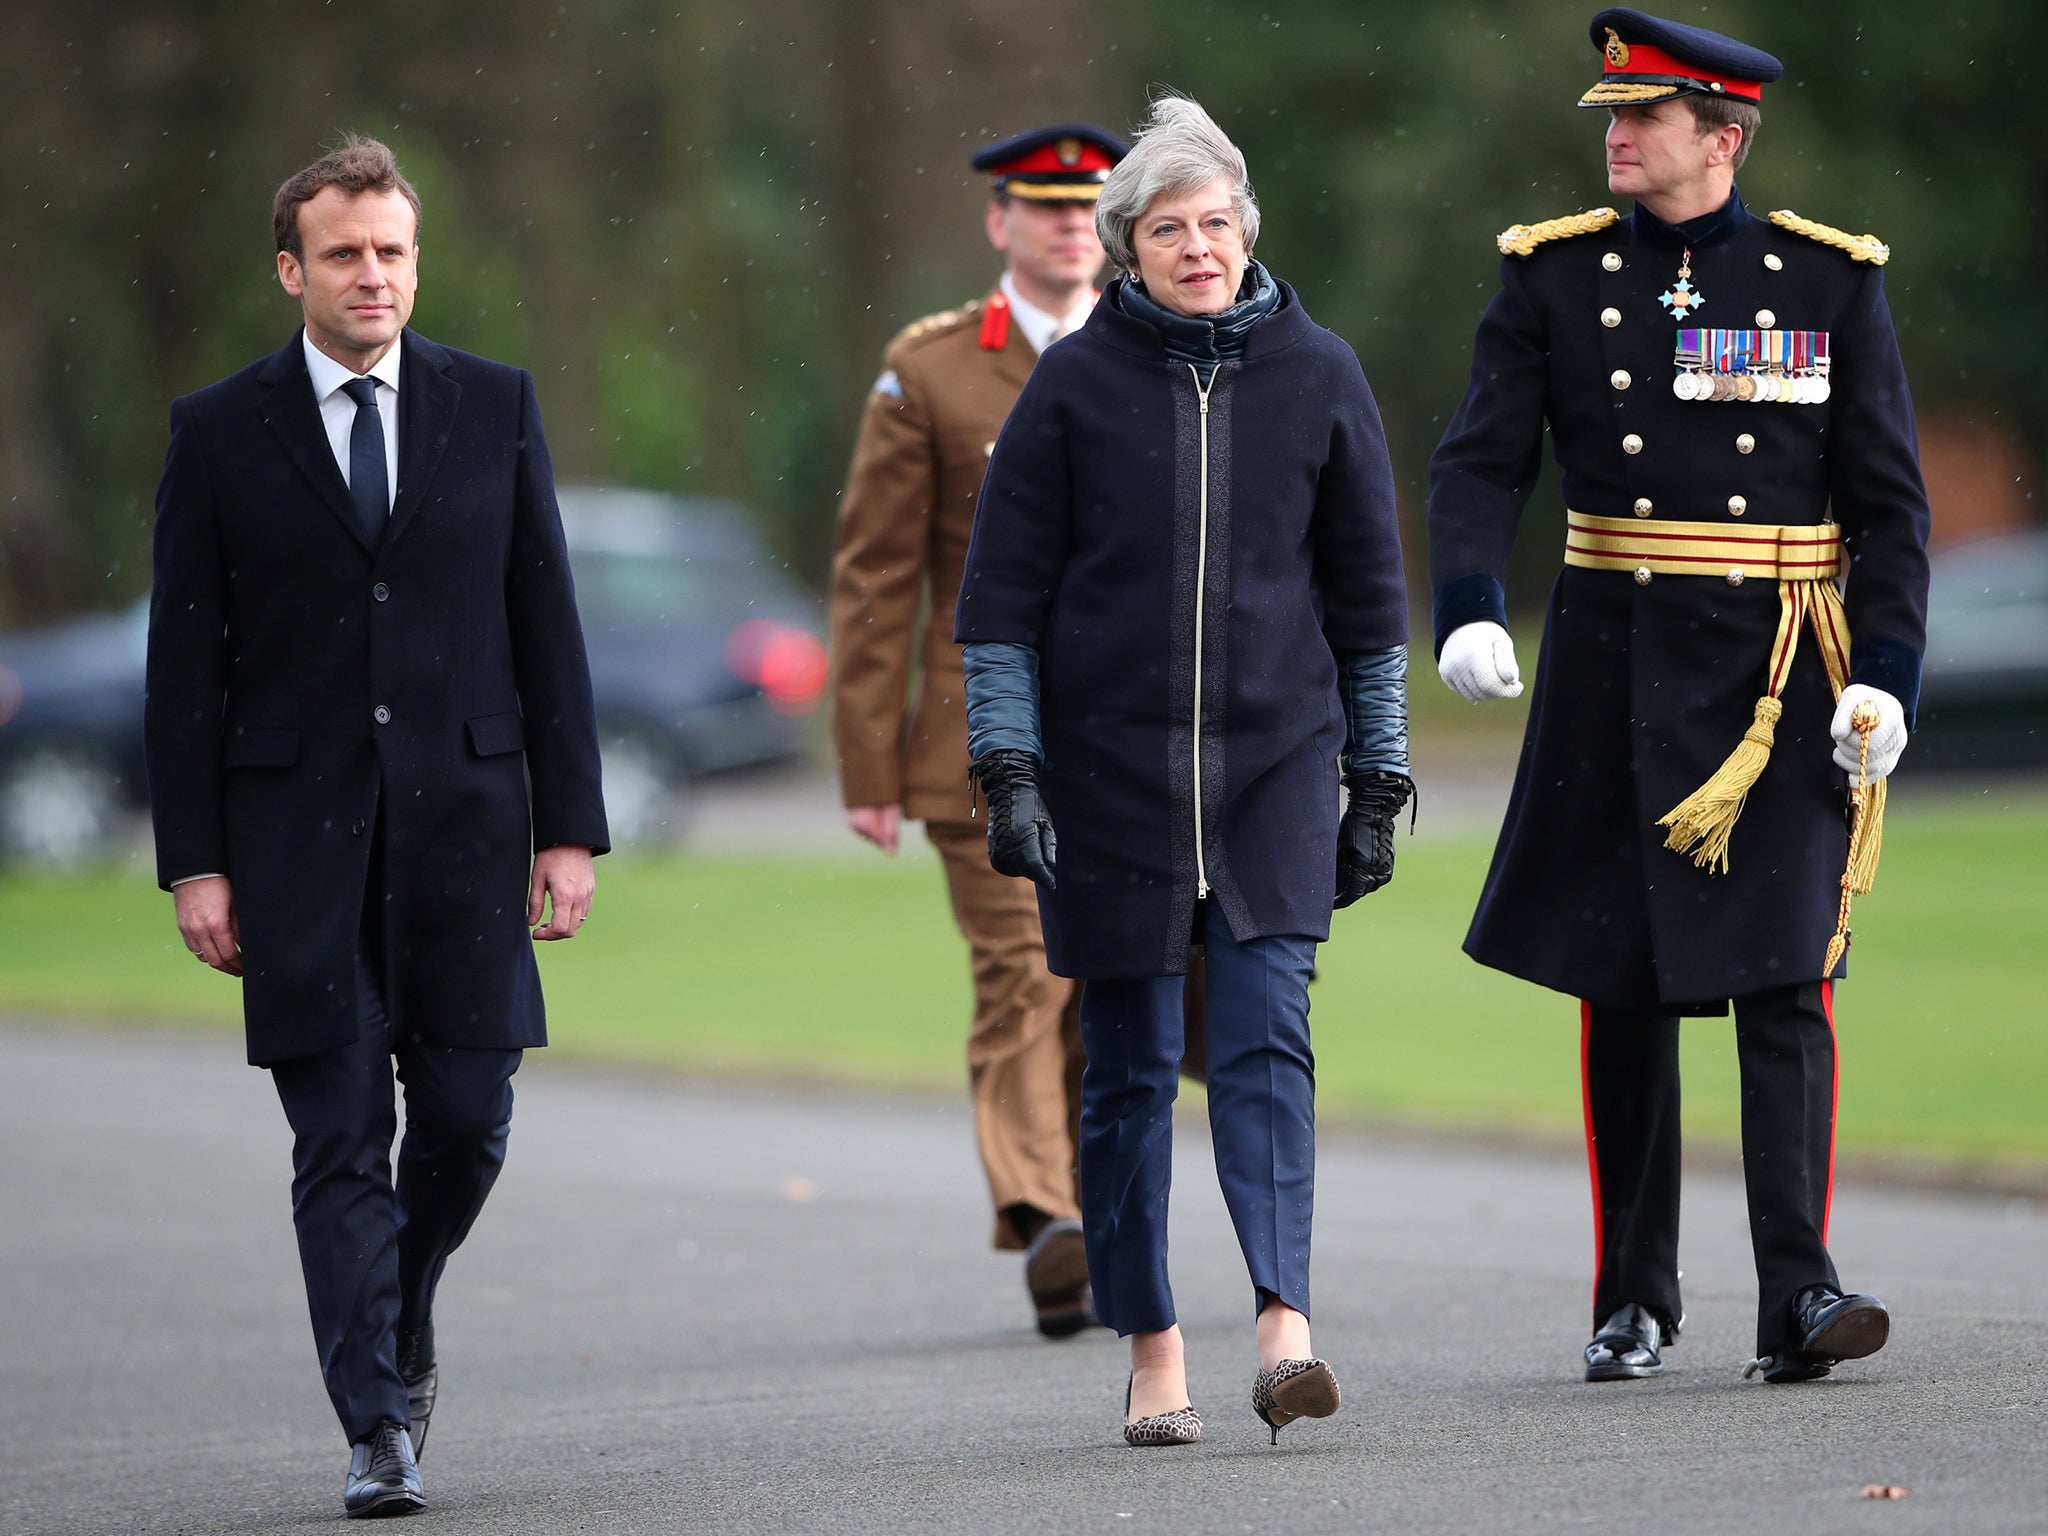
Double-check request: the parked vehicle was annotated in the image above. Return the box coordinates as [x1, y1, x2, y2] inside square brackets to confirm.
[1907, 529, 2048, 773]
[0, 487, 825, 866]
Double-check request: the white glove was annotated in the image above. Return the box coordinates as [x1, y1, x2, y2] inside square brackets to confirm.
[1438, 621, 1524, 702]
[1830, 683, 1908, 781]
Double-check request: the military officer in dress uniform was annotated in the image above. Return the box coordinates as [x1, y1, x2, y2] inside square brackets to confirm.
[1427, 9, 1931, 1384]
[829, 124, 1128, 1336]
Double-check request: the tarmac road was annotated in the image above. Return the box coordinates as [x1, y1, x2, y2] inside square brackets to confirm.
[2, 1022, 2043, 1535]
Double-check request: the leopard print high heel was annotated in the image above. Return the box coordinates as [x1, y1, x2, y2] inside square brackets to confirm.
[1122, 1373, 1203, 1447]
[1251, 1357, 1340, 1444]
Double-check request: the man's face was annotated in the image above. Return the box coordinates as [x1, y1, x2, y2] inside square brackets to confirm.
[277, 186, 419, 368]
[985, 195, 1104, 294]
[1604, 100, 1723, 201]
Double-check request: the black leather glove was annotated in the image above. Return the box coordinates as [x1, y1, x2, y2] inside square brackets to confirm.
[972, 748, 1058, 889]
[1335, 770, 1414, 908]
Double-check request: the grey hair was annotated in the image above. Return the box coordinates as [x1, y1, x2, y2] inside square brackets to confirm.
[1095, 93, 1260, 273]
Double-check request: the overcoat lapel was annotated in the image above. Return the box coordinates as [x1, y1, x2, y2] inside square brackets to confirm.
[255, 333, 372, 553]
[386, 330, 460, 552]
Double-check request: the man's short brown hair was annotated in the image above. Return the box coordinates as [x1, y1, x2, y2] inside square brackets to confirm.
[1686, 96, 1761, 172]
[273, 134, 422, 258]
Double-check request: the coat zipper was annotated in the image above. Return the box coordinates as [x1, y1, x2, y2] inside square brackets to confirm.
[1189, 363, 1214, 901]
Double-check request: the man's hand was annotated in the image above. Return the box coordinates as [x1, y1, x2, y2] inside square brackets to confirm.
[1830, 684, 1909, 781]
[174, 876, 243, 976]
[972, 749, 1057, 889]
[1439, 621, 1524, 702]
[847, 803, 902, 856]
[529, 845, 596, 940]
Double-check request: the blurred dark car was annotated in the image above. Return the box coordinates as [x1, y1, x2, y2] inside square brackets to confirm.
[1906, 529, 2048, 773]
[0, 486, 824, 865]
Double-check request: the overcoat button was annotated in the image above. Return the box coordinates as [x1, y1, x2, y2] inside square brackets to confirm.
[1727, 568, 1745, 586]
[1764, 253, 1783, 271]
[372, 582, 390, 602]
[1728, 495, 1748, 516]
[373, 705, 392, 725]
[1633, 566, 1653, 586]
[1756, 308, 1777, 328]
[1633, 498, 1654, 517]
[1600, 307, 1622, 328]
[1611, 369, 1631, 390]
[1602, 252, 1623, 271]
[1736, 433, 1756, 454]
[352, 819, 366, 836]
[1622, 433, 1643, 454]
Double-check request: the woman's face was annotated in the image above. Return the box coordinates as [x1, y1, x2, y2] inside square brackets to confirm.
[1131, 176, 1246, 317]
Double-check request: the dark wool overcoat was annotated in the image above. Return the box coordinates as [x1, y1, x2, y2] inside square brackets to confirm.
[955, 280, 1407, 979]
[146, 329, 609, 1065]
[1428, 191, 1931, 1010]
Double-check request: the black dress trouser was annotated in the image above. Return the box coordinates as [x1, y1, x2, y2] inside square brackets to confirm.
[1582, 979, 1841, 1358]
[268, 912, 520, 1444]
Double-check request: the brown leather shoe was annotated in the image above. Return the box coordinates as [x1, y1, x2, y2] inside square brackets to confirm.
[1024, 1218, 1096, 1338]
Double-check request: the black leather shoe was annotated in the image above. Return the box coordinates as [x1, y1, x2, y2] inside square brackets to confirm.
[396, 1320, 438, 1459]
[1744, 1286, 1890, 1383]
[1024, 1218, 1098, 1338]
[1584, 1302, 1677, 1381]
[344, 1421, 425, 1519]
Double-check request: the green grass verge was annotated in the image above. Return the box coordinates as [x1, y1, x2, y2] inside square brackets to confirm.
[5, 788, 2044, 1164]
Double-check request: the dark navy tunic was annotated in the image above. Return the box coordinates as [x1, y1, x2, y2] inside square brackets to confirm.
[956, 280, 1407, 979]
[1428, 190, 1931, 1009]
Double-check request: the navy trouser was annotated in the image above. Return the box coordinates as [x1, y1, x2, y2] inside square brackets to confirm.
[269, 942, 520, 1443]
[1583, 979, 1841, 1357]
[1077, 900, 1317, 1336]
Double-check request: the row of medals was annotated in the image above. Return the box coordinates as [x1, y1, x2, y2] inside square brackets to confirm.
[1673, 368, 1831, 404]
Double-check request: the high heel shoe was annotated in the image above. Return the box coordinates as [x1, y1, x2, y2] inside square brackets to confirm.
[1251, 1357, 1340, 1444]
[1122, 1373, 1203, 1447]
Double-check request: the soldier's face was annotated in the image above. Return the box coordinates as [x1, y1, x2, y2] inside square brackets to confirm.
[1604, 101, 1723, 201]
[277, 186, 418, 370]
[1130, 177, 1247, 318]
[987, 196, 1105, 294]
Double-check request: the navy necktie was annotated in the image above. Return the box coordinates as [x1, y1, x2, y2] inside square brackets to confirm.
[340, 376, 390, 544]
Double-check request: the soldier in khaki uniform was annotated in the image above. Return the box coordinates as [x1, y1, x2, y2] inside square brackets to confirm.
[829, 125, 1126, 1336]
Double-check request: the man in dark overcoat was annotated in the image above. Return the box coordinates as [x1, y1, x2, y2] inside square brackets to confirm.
[145, 136, 607, 1516]
[1427, 9, 1930, 1384]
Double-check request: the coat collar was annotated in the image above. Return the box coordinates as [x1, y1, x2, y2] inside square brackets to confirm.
[1630, 185, 1749, 250]
[1084, 271, 1313, 364]
[255, 329, 459, 555]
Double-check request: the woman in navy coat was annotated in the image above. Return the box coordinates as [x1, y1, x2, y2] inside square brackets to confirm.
[955, 95, 1412, 1446]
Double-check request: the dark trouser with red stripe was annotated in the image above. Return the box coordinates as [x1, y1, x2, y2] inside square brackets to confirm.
[1582, 980, 1841, 1358]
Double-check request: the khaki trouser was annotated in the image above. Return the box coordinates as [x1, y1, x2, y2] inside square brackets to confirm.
[926, 819, 1085, 1250]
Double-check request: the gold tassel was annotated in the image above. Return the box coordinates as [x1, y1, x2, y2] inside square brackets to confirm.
[1847, 776, 1885, 896]
[1657, 696, 1783, 874]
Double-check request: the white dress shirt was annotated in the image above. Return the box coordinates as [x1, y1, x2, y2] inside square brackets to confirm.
[303, 332, 401, 511]
[1000, 274, 1096, 356]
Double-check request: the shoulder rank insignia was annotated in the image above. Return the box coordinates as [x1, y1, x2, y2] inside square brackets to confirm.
[1497, 207, 1620, 258]
[900, 302, 977, 346]
[1767, 210, 1889, 265]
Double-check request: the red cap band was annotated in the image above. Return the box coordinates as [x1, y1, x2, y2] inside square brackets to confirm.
[1608, 41, 1764, 102]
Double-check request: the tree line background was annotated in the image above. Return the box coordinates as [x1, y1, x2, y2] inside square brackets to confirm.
[2, 0, 2037, 627]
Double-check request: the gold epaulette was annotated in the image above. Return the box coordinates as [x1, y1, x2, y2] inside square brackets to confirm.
[895, 301, 980, 348]
[1768, 210, 1889, 265]
[1497, 207, 1619, 258]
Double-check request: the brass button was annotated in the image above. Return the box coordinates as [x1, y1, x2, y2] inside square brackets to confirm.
[1622, 433, 1643, 455]
[1602, 252, 1623, 271]
[1727, 568, 1745, 586]
[1764, 253, 1783, 271]
[1611, 369, 1632, 390]
[1601, 307, 1621, 328]
[1633, 497, 1654, 518]
[1756, 308, 1777, 328]
[1736, 433, 1756, 454]
[1633, 566, 1653, 586]
[1728, 494, 1748, 516]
